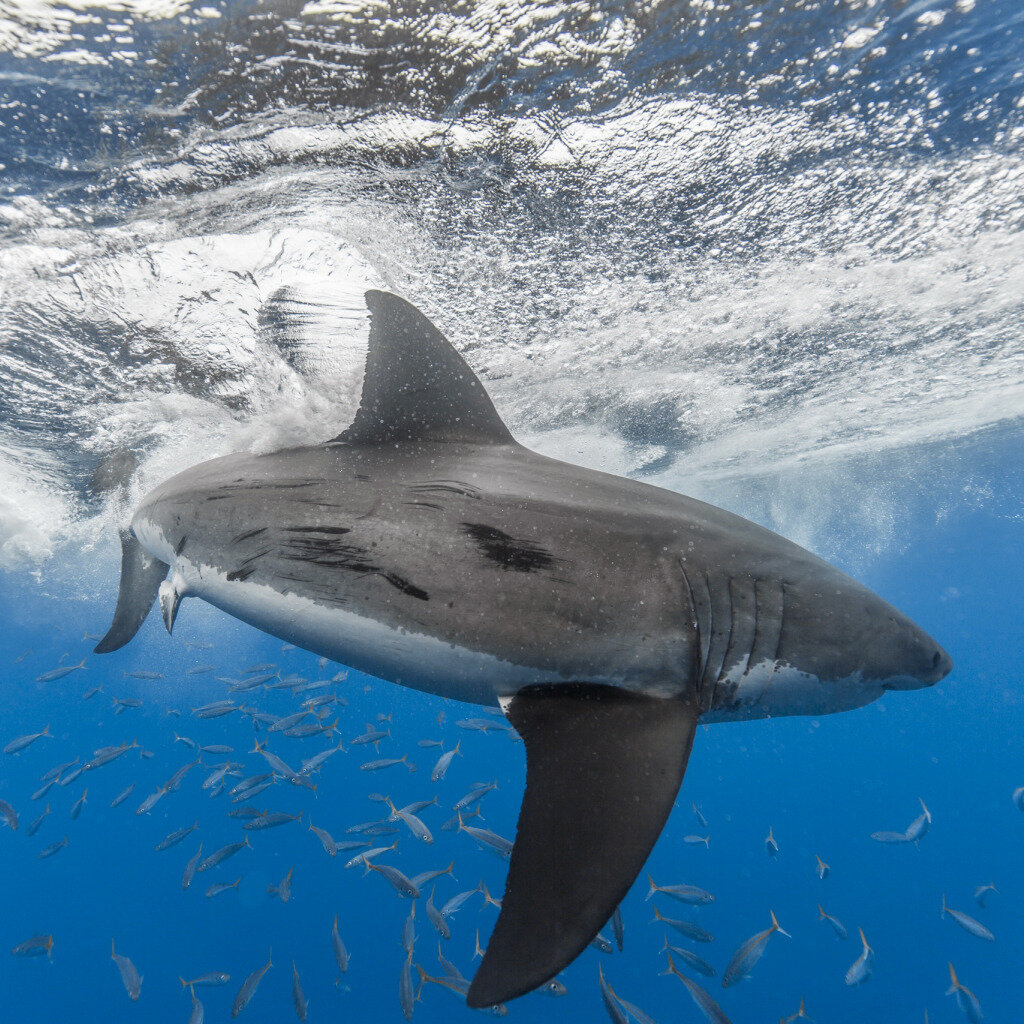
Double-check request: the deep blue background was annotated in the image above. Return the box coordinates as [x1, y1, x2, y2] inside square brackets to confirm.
[0, 424, 1021, 1024]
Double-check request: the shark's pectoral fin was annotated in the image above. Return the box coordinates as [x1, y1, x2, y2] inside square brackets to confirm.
[333, 290, 517, 447]
[94, 530, 170, 654]
[467, 683, 698, 1009]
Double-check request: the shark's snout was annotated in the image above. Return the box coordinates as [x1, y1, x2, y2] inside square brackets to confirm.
[882, 630, 952, 691]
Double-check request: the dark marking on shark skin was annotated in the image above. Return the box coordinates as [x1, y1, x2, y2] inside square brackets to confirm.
[174, 535, 188, 556]
[412, 480, 481, 501]
[275, 528, 428, 602]
[461, 522, 559, 574]
[226, 547, 270, 583]
[282, 525, 352, 536]
[232, 527, 267, 544]
[206, 481, 319, 501]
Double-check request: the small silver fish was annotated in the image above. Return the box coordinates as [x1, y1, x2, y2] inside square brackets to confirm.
[198, 838, 250, 872]
[343, 840, 397, 869]
[946, 962, 982, 1024]
[183, 843, 203, 890]
[662, 940, 716, 978]
[35, 659, 86, 683]
[70, 789, 87, 820]
[360, 755, 414, 772]
[431, 741, 461, 782]
[206, 879, 240, 898]
[401, 903, 416, 956]
[292, 961, 308, 1021]
[309, 822, 338, 856]
[232, 952, 272, 1016]
[11, 934, 53, 958]
[267, 867, 294, 903]
[4, 725, 51, 755]
[662, 953, 733, 1024]
[111, 940, 142, 1000]
[815, 855, 830, 880]
[331, 915, 349, 973]
[155, 822, 199, 852]
[38, 836, 67, 859]
[844, 928, 873, 986]
[646, 875, 715, 906]
[598, 963, 628, 1024]
[26, 804, 50, 837]
[452, 781, 498, 812]
[389, 804, 433, 845]
[57, 765, 84, 787]
[367, 861, 419, 898]
[456, 814, 512, 858]
[651, 906, 714, 943]
[110, 783, 135, 808]
[399, 952, 415, 1021]
[905, 799, 931, 844]
[817, 904, 848, 940]
[942, 895, 994, 941]
[870, 830, 911, 844]
[441, 885, 482, 918]
[973, 883, 997, 907]
[722, 910, 789, 987]
[40, 758, 77, 783]
[425, 887, 450, 940]
[179, 972, 231, 987]
[244, 810, 302, 831]
[136, 785, 168, 815]
[782, 997, 812, 1023]
[765, 827, 779, 857]
[692, 802, 709, 828]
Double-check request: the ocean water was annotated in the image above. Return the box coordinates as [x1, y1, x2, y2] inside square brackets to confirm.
[1, 1, 1023, 1021]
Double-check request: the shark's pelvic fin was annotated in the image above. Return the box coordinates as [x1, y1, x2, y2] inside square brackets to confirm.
[334, 290, 517, 447]
[467, 683, 699, 1008]
[93, 530, 170, 654]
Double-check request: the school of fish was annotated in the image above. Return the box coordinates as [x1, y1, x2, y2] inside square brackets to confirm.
[2, 640, 1011, 1022]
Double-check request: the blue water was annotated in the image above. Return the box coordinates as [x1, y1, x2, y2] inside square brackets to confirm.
[2, 0, 1023, 1021]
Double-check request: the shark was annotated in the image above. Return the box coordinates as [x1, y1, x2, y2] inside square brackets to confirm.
[96, 289, 952, 1008]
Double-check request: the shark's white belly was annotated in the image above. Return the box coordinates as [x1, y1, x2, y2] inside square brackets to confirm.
[704, 657, 885, 722]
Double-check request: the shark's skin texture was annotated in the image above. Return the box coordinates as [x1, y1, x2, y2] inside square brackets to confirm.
[97, 289, 952, 1008]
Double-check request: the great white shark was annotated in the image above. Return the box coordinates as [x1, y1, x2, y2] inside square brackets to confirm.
[96, 289, 952, 1008]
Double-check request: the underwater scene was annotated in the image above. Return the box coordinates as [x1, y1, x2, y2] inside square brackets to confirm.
[1, 0, 1023, 1021]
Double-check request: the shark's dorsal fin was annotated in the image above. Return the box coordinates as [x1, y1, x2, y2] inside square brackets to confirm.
[334, 290, 516, 446]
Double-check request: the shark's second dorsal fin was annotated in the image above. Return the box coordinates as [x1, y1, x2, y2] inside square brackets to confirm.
[334, 290, 516, 447]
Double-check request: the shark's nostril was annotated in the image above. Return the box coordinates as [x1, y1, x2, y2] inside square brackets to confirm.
[932, 650, 942, 668]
